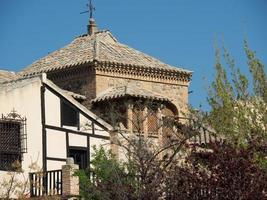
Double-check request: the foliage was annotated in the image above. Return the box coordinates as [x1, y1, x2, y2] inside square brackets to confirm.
[165, 142, 267, 200]
[75, 146, 138, 200]
[77, 143, 267, 200]
[207, 40, 267, 147]
[76, 140, 172, 200]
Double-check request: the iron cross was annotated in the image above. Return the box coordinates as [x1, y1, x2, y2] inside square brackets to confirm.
[80, 0, 96, 19]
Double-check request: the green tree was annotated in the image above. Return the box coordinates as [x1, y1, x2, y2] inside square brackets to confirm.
[207, 40, 267, 147]
[75, 146, 138, 200]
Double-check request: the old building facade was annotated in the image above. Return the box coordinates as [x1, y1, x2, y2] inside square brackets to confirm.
[19, 18, 192, 138]
[0, 13, 193, 199]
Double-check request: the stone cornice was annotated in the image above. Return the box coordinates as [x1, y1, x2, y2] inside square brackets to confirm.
[94, 60, 192, 83]
[47, 63, 92, 81]
[45, 60, 192, 84]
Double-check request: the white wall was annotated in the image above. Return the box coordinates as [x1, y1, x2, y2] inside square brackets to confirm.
[69, 133, 87, 147]
[0, 77, 43, 182]
[79, 113, 92, 133]
[47, 160, 66, 171]
[45, 89, 60, 127]
[46, 129, 66, 159]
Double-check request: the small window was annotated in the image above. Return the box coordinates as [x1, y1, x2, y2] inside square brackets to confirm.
[69, 147, 88, 170]
[61, 101, 79, 127]
[0, 110, 27, 171]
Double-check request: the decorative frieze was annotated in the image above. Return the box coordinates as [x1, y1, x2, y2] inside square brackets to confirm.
[94, 60, 192, 83]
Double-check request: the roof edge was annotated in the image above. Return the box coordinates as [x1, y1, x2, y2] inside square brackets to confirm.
[19, 59, 193, 82]
[95, 60, 193, 82]
[42, 74, 114, 131]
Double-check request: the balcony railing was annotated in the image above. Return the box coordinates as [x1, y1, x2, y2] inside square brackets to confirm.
[29, 170, 62, 197]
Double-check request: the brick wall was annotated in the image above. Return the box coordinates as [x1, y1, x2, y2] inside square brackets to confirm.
[47, 64, 190, 117]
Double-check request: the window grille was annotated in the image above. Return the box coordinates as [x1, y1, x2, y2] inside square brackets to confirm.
[147, 108, 159, 136]
[0, 109, 27, 171]
[163, 116, 175, 138]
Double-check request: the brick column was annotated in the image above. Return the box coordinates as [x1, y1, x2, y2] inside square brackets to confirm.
[62, 158, 79, 199]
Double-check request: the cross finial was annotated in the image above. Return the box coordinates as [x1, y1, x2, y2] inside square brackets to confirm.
[80, 0, 98, 35]
[80, 0, 96, 19]
[88, 0, 95, 19]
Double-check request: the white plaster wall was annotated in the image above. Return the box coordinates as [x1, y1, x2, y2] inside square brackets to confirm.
[46, 129, 66, 159]
[0, 78, 43, 185]
[79, 113, 92, 133]
[47, 160, 66, 171]
[69, 133, 87, 147]
[45, 89, 60, 126]
[94, 124, 109, 137]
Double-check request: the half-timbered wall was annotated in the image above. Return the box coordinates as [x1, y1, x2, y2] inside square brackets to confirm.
[42, 79, 111, 171]
[0, 75, 111, 183]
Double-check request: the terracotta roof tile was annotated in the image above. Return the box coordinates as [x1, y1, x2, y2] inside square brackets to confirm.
[19, 31, 191, 76]
[92, 84, 171, 103]
[0, 70, 17, 83]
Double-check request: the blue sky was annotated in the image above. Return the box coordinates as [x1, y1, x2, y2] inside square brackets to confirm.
[0, 0, 266, 110]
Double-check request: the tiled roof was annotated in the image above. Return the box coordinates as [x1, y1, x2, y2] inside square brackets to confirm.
[19, 31, 192, 76]
[92, 84, 171, 103]
[0, 70, 17, 83]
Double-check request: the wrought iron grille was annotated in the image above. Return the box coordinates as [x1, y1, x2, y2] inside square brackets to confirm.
[0, 109, 27, 171]
[0, 153, 21, 171]
[147, 108, 159, 136]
